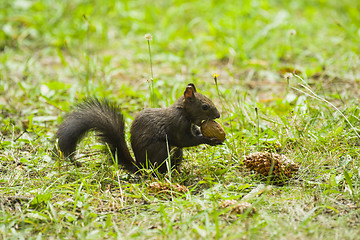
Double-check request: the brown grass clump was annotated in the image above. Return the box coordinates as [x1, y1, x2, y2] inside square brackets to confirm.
[220, 200, 256, 215]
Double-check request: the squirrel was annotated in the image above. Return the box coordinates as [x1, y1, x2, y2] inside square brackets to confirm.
[56, 83, 223, 174]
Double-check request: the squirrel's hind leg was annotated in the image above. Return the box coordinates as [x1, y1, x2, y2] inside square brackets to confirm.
[170, 147, 183, 171]
[140, 143, 183, 174]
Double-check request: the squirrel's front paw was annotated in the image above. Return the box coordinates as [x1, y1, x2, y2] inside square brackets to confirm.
[206, 137, 224, 146]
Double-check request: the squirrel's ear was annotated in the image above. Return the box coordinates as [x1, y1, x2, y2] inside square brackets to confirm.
[184, 84, 196, 101]
[187, 83, 197, 92]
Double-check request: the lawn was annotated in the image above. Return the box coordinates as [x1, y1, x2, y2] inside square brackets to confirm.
[1, 0, 359, 239]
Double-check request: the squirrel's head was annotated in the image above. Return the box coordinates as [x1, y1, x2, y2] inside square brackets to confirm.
[183, 83, 220, 126]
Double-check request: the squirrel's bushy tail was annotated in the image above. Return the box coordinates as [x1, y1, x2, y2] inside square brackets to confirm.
[56, 98, 137, 171]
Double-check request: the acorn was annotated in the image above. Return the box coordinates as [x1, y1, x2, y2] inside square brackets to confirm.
[201, 120, 226, 141]
[243, 152, 299, 181]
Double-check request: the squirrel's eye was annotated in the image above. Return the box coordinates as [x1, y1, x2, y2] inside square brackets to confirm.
[202, 104, 209, 111]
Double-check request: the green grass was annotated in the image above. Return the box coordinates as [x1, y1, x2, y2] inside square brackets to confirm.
[1, 0, 359, 239]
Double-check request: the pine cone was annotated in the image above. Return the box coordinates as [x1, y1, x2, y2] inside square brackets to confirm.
[243, 152, 299, 181]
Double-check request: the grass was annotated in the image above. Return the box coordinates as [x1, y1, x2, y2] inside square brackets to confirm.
[1, 0, 360, 239]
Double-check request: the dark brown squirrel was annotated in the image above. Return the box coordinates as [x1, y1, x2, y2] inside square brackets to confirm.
[56, 83, 222, 174]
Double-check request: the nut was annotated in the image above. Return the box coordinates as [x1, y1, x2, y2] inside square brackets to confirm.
[201, 120, 226, 141]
